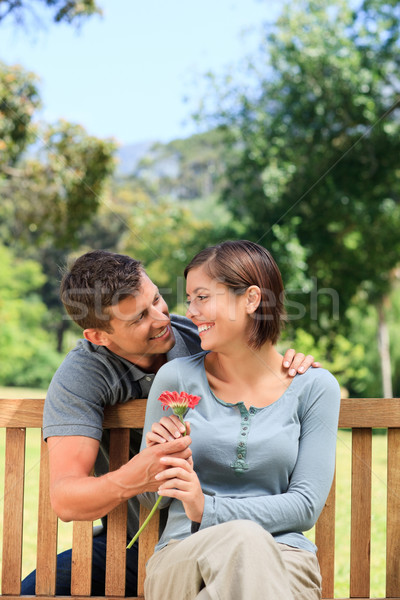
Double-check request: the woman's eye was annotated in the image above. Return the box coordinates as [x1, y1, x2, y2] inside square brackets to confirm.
[198, 295, 208, 301]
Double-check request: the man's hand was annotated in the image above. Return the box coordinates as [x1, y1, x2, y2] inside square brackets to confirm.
[119, 435, 193, 494]
[282, 349, 321, 377]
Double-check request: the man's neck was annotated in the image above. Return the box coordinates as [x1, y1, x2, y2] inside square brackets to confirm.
[135, 353, 167, 374]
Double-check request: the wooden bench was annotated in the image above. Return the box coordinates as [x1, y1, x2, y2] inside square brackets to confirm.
[1, 397, 399, 600]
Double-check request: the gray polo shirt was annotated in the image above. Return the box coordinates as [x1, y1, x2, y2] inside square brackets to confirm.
[43, 314, 201, 537]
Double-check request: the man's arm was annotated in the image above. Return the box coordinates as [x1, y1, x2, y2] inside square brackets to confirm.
[47, 434, 192, 522]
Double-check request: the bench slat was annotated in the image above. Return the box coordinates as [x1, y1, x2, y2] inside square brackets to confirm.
[350, 428, 372, 597]
[339, 398, 400, 428]
[1, 428, 26, 595]
[137, 505, 160, 597]
[36, 437, 58, 595]
[71, 521, 94, 595]
[105, 428, 130, 597]
[0, 398, 147, 429]
[386, 428, 400, 598]
[316, 472, 336, 599]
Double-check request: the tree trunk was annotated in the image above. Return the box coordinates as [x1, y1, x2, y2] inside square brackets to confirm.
[56, 320, 69, 354]
[377, 300, 393, 398]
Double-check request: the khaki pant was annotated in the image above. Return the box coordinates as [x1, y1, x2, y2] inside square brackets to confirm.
[144, 520, 322, 600]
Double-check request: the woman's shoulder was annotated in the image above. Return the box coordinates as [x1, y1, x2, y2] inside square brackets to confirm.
[292, 366, 341, 397]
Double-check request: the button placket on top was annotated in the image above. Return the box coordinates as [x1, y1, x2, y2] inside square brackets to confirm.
[231, 404, 254, 475]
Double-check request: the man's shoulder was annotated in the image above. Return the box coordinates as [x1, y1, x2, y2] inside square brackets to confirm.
[170, 314, 201, 354]
[49, 338, 133, 391]
[55, 338, 111, 371]
[170, 314, 197, 334]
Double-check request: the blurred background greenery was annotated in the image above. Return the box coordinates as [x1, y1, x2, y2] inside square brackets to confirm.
[1, 0, 399, 398]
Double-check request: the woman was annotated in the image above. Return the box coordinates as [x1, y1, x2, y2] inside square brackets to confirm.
[139, 240, 340, 600]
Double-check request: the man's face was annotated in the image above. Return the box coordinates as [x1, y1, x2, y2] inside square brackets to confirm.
[99, 273, 176, 367]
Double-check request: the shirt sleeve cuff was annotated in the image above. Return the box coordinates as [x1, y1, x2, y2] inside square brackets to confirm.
[198, 494, 216, 530]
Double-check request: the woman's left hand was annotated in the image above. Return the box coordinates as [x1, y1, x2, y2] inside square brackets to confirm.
[155, 456, 204, 523]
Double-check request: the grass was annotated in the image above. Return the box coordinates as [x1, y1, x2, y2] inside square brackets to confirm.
[0, 389, 388, 595]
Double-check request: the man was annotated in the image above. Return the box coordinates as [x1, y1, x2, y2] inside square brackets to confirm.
[21, 249, 318, 596]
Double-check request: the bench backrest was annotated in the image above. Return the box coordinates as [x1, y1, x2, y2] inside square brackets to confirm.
[1, 397, 400, 599]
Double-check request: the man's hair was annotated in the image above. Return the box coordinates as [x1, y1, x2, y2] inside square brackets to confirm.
[60, 250, 143, 331]
[184, 240, 286, 348]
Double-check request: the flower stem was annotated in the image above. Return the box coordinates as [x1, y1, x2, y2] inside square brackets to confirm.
[126, 494, 163, 549]
[126, 419, 188, 549]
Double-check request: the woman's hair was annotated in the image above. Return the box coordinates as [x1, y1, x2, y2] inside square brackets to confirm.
[184, 240, 286, 348]
[60, 250, 143, 332]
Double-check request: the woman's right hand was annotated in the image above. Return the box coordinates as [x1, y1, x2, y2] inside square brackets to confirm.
[146, 416, 191, 447]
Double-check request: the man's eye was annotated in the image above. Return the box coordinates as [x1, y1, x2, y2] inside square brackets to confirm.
[131, 313, 144, 324]
[198, 296, 208, 301]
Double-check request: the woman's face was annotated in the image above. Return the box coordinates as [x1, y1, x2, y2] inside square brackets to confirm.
[185, 266, 250, 353]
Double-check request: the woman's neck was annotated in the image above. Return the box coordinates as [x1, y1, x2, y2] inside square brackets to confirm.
[206, 342, 283, 384]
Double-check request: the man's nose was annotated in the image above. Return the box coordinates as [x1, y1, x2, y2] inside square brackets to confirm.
[149, 304, 169, 323]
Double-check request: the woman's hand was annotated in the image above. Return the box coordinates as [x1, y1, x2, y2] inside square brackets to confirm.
[155, 455, 204, 523]
[146, 416, 190, 447]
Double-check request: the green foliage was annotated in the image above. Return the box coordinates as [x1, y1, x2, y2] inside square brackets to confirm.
[0, 62, 41, 168]
[1, 120, 117, 249]
[117, 183, 226, 312]
[135, 130, 229, 201]
[280, 327, 370, 396]
[200, 0, 400, 333]
[0, 244, 63, 387]
[0, 0, 102, 26]
[0, 58, 117, 355]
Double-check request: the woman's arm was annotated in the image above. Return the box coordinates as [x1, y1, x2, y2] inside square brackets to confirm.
[196, 372, 340, 534]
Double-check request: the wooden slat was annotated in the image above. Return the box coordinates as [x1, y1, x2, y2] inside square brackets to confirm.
[316, 472, 336, 599]
[71, 521, 93, 596]
[103, 399, 147, 429]
[35, 437, 58, 595]
[350, 428, 372, 598]
[0, 399, 44, 427]
[0, 398, 147, 429]
[1, 428, 26, 594]
[339, 398, 400, 428]
[386, 428, 400, 598]
[1, 396, 395, 429]
[105, 428, 130, 597]
[137, 505, 160, 598]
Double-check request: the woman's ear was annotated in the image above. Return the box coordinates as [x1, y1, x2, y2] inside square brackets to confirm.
[83, 328, 111, 347]
[245, 285, 261, 314]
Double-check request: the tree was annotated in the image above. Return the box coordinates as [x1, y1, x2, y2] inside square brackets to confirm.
[0, 61, 117, 353]
[0, 0, 101, 26]
[0, 243, 63, 387]
[0, 61, 41, 168]
[200, 0, 400, 395]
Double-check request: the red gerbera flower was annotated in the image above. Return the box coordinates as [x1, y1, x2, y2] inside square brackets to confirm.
[158, 390, 201, 415]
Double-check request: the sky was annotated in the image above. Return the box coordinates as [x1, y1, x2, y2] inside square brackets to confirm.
[0, 0, 281, 147]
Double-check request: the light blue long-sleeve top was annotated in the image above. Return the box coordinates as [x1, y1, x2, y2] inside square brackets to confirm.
[139, 351, 341, 554]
